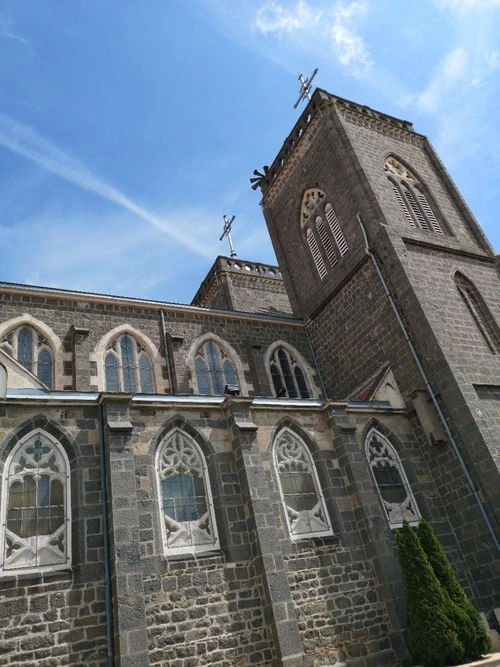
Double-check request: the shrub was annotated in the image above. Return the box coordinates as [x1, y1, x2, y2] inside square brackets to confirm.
[396, 522, 465, 667]
[417, 519, 492, 659]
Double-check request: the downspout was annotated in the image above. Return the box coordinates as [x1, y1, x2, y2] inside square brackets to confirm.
[357, 213, 500, 551]
[98, 401, 115, 665]
[159, 310, 174, 394]
[304, 327, 328, 400]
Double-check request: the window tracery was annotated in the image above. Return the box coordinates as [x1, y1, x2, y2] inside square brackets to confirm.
[384, 157, 444, 234]
[365, 428, 420, 528]
[273, 429, 332, 539]
[269, 347, 310, 399]
[157, 429, 218, 555]
[104, 333, 154, 393]
[0, 431, 70, 574]
[0, 326, 53, 387]
[194, 340, 238, 395]
[455, 273, 500, 353]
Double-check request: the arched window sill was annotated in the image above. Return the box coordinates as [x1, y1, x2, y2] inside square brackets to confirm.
[0, 564, 72, 583]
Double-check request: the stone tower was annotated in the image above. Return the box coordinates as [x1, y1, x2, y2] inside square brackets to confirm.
[258, 88, 500, 607]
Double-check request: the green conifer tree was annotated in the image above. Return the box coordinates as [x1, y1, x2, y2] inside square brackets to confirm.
[417, 519, 492, 659]
[395, 522, 465, 667]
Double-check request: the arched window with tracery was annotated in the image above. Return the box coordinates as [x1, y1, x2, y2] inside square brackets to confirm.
[104, 333, 154, 393]
[455, 273, 500, 353]
[273, 428, 332, 539]
[0, 431, 71, 575]
[156, 429, 219, 555]
[0, 326, 53, 387]
[194, 340, 238, 395]
[384, 156, 444, 234]
[301, 188, 349, 280]
[365, 427, 420, 528]
[269, 346, 310, 399]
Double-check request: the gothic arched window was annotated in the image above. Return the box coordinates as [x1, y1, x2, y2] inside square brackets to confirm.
[269, 347, 310, 399]
[194, 340, 238, 395]
[0, 326, 53, 388]
[301, 189, 349, 280]
[0, 431, 71, 574]
[365, 428, 420, 528]
[384, 157, 444, 234]
[104, 334, 154, 393]
[273, 428, 332, 539]
[455, 273, 500, 354]
[156, 429, 219, 555]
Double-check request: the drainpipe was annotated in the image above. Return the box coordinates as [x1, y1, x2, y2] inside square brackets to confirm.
[357, 213, 500, 551]
[159, 310, 174, 394]
[98, 401, 115, 665]
[304, 327, 328, 400]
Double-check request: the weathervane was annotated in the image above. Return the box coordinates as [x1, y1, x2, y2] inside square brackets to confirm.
[220, 214, 237, 258]
[293, 68, 318, 109]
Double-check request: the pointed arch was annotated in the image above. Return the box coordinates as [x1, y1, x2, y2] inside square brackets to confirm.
[155, 427, 219, 556]
[264, 341, 316, 399]
[384, 155, 446, 235]
[0, 428, 71, 575]
[186, 332, 248, 396]
[364, 425, 420, 528]
[272, 427, 332, 539]
[0, 316, 61, 389]
[93, 324, 160, 392]
[455, 272, 500, 353]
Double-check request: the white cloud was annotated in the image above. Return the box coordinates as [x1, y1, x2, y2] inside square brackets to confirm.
[413, 47, 468, 113]
[0, 112, 214, 259]
[435, 0, 500, 14]
[254, 0, 322, 34]
[0, 13, 28, 44]
[329, 1, 372, 73]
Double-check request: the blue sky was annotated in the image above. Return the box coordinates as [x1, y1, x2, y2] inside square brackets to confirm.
[0, 0, 498, 304]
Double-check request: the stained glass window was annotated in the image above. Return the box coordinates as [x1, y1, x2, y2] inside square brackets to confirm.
[104, 334, 155, 393]
[157, 429, 218, 555]
[269, 347, 310, 398]
[0, 326, 53, 388]
[194, 340, 238, 395]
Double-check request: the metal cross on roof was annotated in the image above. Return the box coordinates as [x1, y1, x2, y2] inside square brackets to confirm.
[220, 214, 237, 258]
[293, 68, 318, 109]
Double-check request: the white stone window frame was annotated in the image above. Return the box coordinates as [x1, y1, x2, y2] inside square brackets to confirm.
[93, 324, 161, 393]
[155, 428, 219, 557]
[264, 341, 317, 399]
[384, 156, 444, 235]
[273, 428, 333, 540]
[365, 427, 420, 529]
[0, 316, 64, 390]
[186, 332, 250, 396]
[0, 429, 72, 577]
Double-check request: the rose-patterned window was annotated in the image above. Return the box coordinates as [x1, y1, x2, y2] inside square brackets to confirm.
[104, 334, 154, 393]
[0, 431, 70, 575]
[194, 340, 238, 395]
[269, 347, 310, 398]
[365, 428, 420, 528]
[156, 429, 219, 556]
[273, 428, 332, 539]
[0, 326, 53, 388]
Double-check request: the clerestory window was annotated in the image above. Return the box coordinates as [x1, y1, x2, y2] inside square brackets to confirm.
[0, 431, 71, 575]
[156, 429, 219, 555]
[269, 347, 310, 398]
[365, 427, 420, 528]
[194, 340, 238, 395]
[273, 428, 332, 539]
[104, 334, 154, 393]
[0, 326, 53, 388]
[384, 156, 444, 234]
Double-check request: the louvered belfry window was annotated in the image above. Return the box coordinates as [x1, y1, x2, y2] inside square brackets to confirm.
[300, 188, 349, 280]
[455, 273, 500, 353]
[0, 326, 54, 388]
[384, 157, 444, 234]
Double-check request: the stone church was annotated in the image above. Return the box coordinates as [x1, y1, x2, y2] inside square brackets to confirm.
[0, 88, 499, 666]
